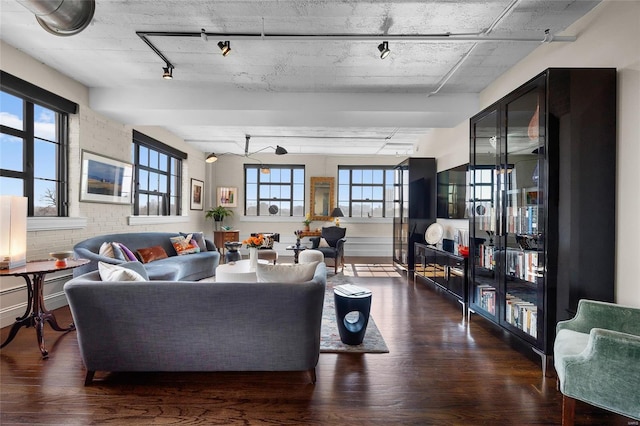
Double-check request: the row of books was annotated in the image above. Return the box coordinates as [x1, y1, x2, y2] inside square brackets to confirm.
[475, 284, 496, 315]
[506, 206, 541, 234]
[506, 293, 538, 338]
[476, 245, 541, 282]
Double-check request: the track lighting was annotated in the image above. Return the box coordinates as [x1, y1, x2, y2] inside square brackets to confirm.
[162, 65, 173, 80]
[200, 28, 208, 42]
[205, 153, 218, 163]
[217, 41, 231, 56]
[275, 145, 288, 155]
[378, 41, 390, 59]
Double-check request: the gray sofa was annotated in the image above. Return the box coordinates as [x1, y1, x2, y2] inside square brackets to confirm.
[73, 232, 220, 280]
[63, 262, 327, 385]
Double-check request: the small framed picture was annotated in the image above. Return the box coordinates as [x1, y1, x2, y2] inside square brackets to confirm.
[217, 187, 237, 207]
[80, 150, 133, 204]
[190, 178, 204, 210]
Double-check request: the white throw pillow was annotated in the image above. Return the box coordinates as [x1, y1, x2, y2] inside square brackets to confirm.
[98, 261, 147, 282]
[318, 237, 330, 248]
[99, 241, 116, 258]
[256, 261, 319, 283]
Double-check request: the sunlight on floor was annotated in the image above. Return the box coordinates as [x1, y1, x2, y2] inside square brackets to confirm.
[342, 263, 402, 278]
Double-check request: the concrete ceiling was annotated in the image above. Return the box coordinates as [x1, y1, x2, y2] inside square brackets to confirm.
[0, 0, 600, 157]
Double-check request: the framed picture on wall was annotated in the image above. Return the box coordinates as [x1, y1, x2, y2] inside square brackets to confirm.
[80, 150, 133, 204]
[217, 187, 237, 207]
[190, 178, 204, 210]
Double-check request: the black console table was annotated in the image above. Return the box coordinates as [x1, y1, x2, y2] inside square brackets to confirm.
[414, 243, 468, 319]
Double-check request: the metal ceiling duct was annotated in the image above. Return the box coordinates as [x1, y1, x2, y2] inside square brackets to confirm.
[17, 0, 95, 36]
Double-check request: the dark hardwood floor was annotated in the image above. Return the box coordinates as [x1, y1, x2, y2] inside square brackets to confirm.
[1, 257, 634, 425]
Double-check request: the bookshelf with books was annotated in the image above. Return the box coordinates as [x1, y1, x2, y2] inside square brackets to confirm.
[469, 68, 616, 374]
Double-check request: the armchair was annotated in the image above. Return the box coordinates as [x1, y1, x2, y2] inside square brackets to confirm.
[309, 226, 346, 273]
[554, 299, 640, 425]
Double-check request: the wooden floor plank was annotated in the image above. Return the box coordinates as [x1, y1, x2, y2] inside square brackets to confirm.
[1, 258, 633, 425]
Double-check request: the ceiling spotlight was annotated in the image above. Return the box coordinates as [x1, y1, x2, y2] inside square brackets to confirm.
[200, 28, 208, 42]
[205, 153, 218, 163]
[162, 65, 173, 80]
[378, 41, 390, 59]
[217, 41, 231, 56]
[275, 145, 288, 155]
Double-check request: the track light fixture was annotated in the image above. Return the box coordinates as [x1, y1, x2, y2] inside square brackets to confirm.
[217, 41, 231, 56]
[378, 41, 390, 59]
[200, 28, 208, 42]
[162, 65, 173, 79]
[205, 153, 218, 163]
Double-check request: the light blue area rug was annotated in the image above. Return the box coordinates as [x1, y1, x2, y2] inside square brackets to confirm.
[320, 276, 389, 354]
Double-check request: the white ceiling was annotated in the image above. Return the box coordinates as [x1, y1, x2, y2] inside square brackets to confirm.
[0, 0, 600, 157]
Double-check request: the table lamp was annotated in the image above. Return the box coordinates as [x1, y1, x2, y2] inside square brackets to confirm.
[0, 196, 28, 269]
[331, 207, 344, 227]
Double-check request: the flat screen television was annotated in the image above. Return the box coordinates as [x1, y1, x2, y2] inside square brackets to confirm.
[437, 164, 469, 219]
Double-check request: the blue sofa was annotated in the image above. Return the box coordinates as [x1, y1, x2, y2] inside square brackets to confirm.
[64, 262, 327, 384]
[73, 232, 220, 280]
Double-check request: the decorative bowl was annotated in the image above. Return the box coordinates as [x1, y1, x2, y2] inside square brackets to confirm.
[49, 251, 74, 267]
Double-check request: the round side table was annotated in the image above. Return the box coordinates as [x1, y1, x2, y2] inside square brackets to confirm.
[333, 285, 372, 345]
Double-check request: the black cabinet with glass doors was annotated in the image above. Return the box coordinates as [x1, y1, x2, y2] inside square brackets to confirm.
[469, 68, 616, 374]
[392, 158, 436, 272]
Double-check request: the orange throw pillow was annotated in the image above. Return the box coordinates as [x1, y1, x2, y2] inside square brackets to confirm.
[136, 246, 168, 263]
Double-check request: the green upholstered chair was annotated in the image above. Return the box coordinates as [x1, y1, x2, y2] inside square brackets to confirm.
[554, 299, 640, 425]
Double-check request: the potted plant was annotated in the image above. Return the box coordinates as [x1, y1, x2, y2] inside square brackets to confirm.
[206, 205, 233, 230]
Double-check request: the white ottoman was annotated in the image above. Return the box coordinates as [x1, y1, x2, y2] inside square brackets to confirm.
[298, 249, 324, 264]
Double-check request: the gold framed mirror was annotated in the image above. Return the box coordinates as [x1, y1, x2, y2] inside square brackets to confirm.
[310, 177, 334, 221]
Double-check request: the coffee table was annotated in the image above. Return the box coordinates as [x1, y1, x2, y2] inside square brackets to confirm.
[215, 259, 268, 283]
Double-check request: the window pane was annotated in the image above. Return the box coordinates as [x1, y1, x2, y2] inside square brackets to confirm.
[149, 150, 158, 169]
[0, 91, 24, 131]
[280, 169, 291, 183]
[159, 153, 168, 172]
[170, 196, 178, 215]
[149, 172, 158, 191]
[362, 186, 373, 200]
[139, 146, 149, 167]
[34, 179, 57, 216]
[372, 202, 383, 217]
[352, 203, 363, 217]
[0, 176, 24, 196]
[246, 200, 257, 215]
[372, 169, 383, 184]
[159, 174, 167, 192]
[139, 169, 149, 190]
[362, 169, 373, 183]
[33, 104, 57, 142]
[338, 168, 349, 183]
[246, 168, 257, 183]
[0, 134, 24, 172]
[34, 139, 57, 180]
[293, 168, 304, 183]
[352, 186, 362, 199]
[373, 186, 383, 199]
[352, 169, 362, 184]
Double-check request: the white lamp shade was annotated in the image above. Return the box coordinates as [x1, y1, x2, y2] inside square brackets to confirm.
[0, 196, 28, 269]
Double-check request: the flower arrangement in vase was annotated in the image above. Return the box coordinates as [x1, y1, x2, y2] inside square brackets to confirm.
[242, 234, 264, 270]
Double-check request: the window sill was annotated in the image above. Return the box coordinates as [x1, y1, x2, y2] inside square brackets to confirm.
[28, 217, 87, 231]
[128, 215, 190, 226]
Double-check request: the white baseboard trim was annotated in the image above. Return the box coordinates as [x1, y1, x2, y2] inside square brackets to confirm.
[0, 278, 70, 329]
